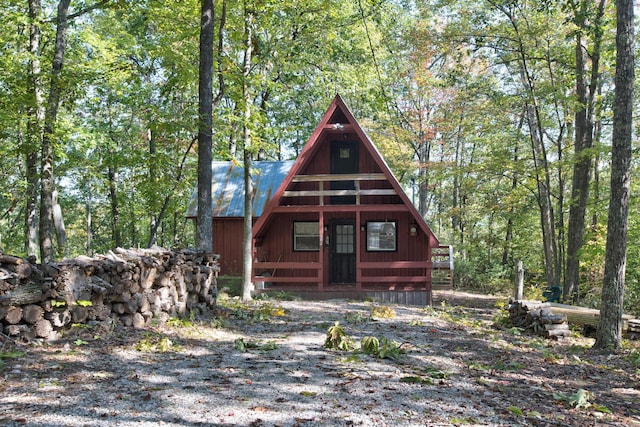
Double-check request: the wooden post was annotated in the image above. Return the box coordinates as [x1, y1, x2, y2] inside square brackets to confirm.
[515, 260, 524, 301]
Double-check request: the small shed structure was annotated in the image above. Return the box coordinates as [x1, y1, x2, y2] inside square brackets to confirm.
[187, 94, 451, 304]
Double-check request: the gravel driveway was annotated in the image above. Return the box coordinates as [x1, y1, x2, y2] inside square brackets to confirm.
[1, 294, 639, 426]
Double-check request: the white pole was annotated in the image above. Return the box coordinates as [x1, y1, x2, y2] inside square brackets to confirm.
[515, 260, 524, 300]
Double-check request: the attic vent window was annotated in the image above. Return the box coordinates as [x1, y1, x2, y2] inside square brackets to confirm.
[340, 148, 350, 159]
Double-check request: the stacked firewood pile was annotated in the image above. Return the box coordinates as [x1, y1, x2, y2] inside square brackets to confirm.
[628, 320, 640, 340]
[0, 247, 219, 342]
[509, 300, 571, 339]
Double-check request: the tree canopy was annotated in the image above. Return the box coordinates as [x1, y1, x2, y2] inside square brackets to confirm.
[0, 0, 636, 318]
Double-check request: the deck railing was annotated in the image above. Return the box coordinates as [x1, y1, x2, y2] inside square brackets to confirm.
[252, 260, 432, 290]
[431, 245, 454, 290]
[284, 173, 396, 205]
[253, 247, 453, 291]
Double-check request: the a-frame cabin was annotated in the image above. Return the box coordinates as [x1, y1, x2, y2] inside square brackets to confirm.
[251, 94, 442, 305]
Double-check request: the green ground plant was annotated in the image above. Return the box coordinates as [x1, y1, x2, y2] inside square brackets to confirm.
[234, 338, 278, 352]
[491, 302, 511, 329]
[370, 305, 396, 319]
[625, 348, 640, 367]
[324, 322, 355, 351]
[78, 300, 93, 307]
[0, 350, 24, 370]
[134, 332, 178, 353]
[552, 388, 610, 413]
[344, 311, 370, 324]
[360, 335, 403, 360]
[166, 317, 194, 328]
[217, 298, 287, 322]
[255, 302, 287, 318]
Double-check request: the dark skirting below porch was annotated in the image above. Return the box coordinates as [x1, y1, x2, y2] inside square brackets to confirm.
[255, 288, 432, 306]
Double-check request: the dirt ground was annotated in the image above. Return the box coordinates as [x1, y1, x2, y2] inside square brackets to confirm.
[1, 290, 639, 426]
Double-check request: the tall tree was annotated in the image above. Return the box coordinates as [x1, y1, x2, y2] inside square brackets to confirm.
[594, 0, 634, 350]
[241, 1, 254, 302]
[38, 0, 112, 261]
[25, 0, 43, 259]
[39, 0, 71, 262]
[196, 0, 214, 253]
[564, 0, 607, 303]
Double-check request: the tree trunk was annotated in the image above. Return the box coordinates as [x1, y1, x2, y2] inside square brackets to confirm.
[565, 31, 591, 303]
[525, 100, 557, 288]
[25, 0, 43, 260]
[107, 164, 121, 247]
[501, 3, 560, 289]
[52, 189, 67, 258]
[451, 126, 461, 241]
[196, 0, 214, 253]
[148, 128, 158, 247]
[591, 85, 603, 231]
[25, 151, 39, 258]
[39, 0, 71, 263]
[148, 138, 196, 248]
[86, 186, 92, 256]
[594, 0, 634, 350]
[418, 126, 431, 219]
[502, 183, 517, 266]
[241, 3, 254, 302]
[564, 0, 606, 304]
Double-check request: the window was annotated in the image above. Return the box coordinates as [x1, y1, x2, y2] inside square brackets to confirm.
[335, 224, 354, 254]
[294, 221, 320, 251]
[366, 221, 397, 252]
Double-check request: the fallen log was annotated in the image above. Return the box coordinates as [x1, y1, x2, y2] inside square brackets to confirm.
[5, 306, 23, 325]
[35, 319, 53, 338]
[22, 304, 44, 324]
[0, 254, 24, 265]
[0, 282, 45, 306]
[511, 299, 640, 338]
[546, 302, 635, 333]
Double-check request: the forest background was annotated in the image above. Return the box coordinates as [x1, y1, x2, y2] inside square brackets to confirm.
[0, 0, 637, 315]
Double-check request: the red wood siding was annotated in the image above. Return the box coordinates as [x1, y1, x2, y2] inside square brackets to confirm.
[255, 212, 320, 281]
[212, 218, 245, 275]
[253, 209, 430, 289]
[248, 94, 442, 301]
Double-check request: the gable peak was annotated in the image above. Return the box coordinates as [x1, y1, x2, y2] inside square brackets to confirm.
[327, 108, 349, 125]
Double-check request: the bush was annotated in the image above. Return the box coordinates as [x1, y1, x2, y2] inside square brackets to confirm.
[453, 259, 512, 295]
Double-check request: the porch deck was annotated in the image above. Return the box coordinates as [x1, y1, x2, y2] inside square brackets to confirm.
[255, 286, 432, 306]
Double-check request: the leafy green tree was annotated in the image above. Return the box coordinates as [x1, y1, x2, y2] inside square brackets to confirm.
[241, 1, 254, 302]
[39, 0, 72, 262]
[564, 0, 608, 303]
[595, 0, 634, 350]
[398, 0, 618, 297]
[196, 0, 215, 254]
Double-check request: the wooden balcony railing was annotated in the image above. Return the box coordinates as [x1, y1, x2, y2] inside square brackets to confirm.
[284, 173, 396, 205]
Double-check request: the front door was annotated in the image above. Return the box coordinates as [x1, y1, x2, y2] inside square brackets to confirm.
[329, 219, 356, 284]
[330, 140, 358, 204]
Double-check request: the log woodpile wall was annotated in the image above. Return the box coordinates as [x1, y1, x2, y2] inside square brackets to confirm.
[511, 300, 640, 339]
[0, 248, 219, 342]
[509, 300, 571, 339]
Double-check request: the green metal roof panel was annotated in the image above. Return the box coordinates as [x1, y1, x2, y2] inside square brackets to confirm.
[186, 161, 294, 218]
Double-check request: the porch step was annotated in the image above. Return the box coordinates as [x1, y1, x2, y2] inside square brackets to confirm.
[431, 245, 454, 290]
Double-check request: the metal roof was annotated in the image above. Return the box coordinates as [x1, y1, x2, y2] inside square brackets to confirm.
[186, 161, 294, 218]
